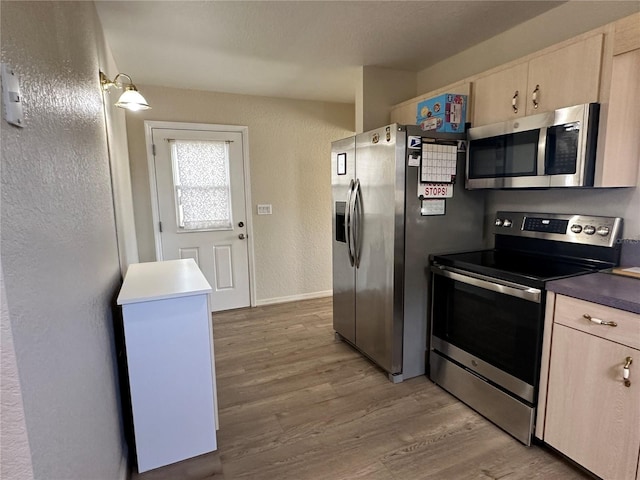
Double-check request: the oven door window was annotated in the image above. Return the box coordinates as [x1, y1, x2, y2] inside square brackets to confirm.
[432, 275, 543, 386]
[468, 130, 539, 179]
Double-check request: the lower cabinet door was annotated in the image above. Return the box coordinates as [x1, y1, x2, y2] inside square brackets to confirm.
[124, 294, 217, 473]
[545, 324, 640, 479]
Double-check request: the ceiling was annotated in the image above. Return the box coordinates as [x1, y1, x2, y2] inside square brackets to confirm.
[96, 1, 566, 104]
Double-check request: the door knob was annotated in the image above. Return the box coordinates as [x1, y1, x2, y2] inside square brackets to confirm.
[238, 221, 244, 227]
[238, 233, 246, 240]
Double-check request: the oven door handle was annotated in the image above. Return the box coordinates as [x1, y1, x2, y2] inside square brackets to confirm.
[431, 265, 542, 303]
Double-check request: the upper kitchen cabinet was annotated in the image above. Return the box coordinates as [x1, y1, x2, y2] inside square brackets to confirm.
[526, 35, 603, 115]
[390, 13, 639, 188]
[472, 63, 528, 126]
[471, 34, 604, 127]
[613, 11, 640, 55]
[597, 12, 640, 187]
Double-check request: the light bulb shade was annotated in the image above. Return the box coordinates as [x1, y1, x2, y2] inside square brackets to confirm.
[115, 87, 151, 111]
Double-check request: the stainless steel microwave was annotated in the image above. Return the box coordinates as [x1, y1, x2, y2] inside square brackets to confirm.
[466, 103, 600, 189]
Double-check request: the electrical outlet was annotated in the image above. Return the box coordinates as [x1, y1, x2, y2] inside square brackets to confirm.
[257, 204, 272, 215]
[1, 64, 24, 128]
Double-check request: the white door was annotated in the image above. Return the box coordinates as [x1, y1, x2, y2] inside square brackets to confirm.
[151, 128, 250, 311]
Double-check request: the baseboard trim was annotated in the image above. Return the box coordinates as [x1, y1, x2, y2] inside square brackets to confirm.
[255, 290, 332, 307]
[118, 446, 130, 480]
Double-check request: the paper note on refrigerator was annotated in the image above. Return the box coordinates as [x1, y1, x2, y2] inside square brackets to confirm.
[420, 199, 446, 216]
[421, 143, 457, 183]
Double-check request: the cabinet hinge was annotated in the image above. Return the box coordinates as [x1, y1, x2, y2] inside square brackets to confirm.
[152, 143, 156, 156]
[159, 221, 163, 233]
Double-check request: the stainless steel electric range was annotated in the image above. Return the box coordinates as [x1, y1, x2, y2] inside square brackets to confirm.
[429, 211, 623, 445]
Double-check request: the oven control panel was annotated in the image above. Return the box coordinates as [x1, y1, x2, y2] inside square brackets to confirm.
[493, 212, 623, 247]
[523, 217, 568, 234]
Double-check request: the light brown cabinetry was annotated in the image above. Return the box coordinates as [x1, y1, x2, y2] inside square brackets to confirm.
[390, 13, 639, 188]
[613, 12, 640, 55]
[597, 28, 640, 187]
[527, 34, 603, 115]
[472, 35, 603, 127]
[472, 63, 528, 126]
[542, 295, 640, 480]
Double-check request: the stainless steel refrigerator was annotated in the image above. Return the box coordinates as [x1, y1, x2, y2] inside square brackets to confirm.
[331, 124, 485, 382]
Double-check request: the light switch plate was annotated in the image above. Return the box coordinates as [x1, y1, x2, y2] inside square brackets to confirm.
[257, 204, 272, 215]
[1, 64, 24, 128]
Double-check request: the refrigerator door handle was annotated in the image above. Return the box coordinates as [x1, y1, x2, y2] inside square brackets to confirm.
[345, 179, 355, 267]
[353, 179, 363, 268]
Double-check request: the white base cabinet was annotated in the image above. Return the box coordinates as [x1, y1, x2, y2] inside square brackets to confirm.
[118, 259, 217, 473]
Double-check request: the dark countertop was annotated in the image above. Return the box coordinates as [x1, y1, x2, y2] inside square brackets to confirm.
[547, 272, 640, 315]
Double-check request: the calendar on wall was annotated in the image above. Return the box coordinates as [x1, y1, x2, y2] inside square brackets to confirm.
[420, 142, 457, 183]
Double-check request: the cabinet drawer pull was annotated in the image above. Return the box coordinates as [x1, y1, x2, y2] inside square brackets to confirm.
[532, 84, 540, 109]
[583, 314, 617, 327]
[623, 357, 632, 387]
[512, 90, 519, 113]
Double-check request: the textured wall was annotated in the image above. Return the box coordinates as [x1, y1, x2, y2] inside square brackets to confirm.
[1, 2, 125, 479]
[97, 28, 140, 274]
[125, 86, 354, 303]
[1, 267, 34, 480]
[356, 66, 416, 133]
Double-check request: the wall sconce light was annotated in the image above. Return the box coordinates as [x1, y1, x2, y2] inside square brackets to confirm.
[99, 71, 151, 111]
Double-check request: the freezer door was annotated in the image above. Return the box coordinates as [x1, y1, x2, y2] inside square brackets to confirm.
[332, 136, 356, 343]
[354, 125, 404, 374]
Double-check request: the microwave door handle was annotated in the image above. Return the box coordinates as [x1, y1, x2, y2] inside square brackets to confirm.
[431, 266, 542, 303]
[537, 126, 548, 177]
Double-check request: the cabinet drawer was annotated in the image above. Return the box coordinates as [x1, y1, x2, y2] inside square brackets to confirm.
[554, 294, 640, 349]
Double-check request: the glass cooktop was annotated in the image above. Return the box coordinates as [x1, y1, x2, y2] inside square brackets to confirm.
[432, 249, 599, 288]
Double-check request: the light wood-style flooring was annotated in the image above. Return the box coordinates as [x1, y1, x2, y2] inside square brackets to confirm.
[132, 297, 591, 480]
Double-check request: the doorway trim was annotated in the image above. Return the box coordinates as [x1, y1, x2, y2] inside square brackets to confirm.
[144, 120, 256, 308]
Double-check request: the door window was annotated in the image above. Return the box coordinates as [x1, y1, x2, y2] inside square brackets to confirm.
[170, 140, 232, 231]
